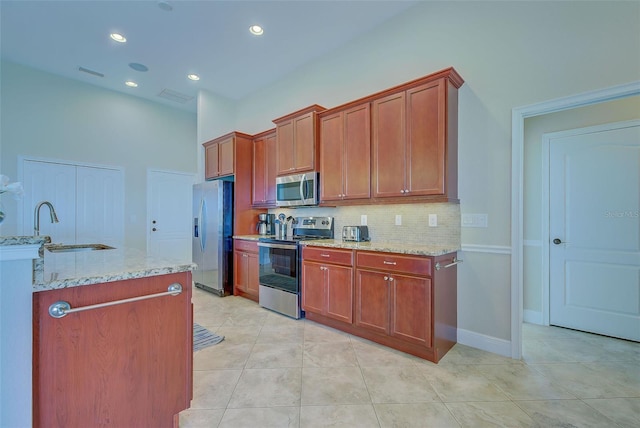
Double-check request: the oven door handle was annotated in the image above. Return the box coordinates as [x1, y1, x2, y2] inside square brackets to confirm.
[257, 242, 298, 250]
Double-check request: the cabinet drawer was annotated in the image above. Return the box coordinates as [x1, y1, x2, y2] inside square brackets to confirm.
[356, 251, 431, 277]
[303, 246, 353, 266]
[234, 239, 258, 253]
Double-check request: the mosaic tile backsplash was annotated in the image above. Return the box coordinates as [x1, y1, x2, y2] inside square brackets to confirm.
[270, 202, 460, 248]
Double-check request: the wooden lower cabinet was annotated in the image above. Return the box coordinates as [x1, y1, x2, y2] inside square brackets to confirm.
[301, 247, 354, 324]
[32, 272, 193, 428]
[356, 269, 432, 347]
[303, 248, 457, 363]
[234, 239, 259, 301]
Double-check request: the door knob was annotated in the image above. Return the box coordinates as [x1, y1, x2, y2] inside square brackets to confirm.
[152, 228, 157, 232]
[553, 238, 562, 245]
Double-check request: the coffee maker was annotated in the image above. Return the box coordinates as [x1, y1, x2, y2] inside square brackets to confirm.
[256, 213, 276, 235]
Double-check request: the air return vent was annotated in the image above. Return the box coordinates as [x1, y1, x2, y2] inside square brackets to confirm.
[78, 66, 104, 78]
[158, 89, 194, 104]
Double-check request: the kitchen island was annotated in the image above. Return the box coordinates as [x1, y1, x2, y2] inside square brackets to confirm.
[31, 241, 195, 428]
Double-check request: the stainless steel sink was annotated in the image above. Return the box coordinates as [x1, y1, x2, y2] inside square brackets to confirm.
[45, 243, 115, 253]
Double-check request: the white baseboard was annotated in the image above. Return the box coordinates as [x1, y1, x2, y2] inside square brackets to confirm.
[457, 328, 512, 358]
[523, 309, 543, 325]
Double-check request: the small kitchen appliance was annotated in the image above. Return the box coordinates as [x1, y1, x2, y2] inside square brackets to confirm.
[256, 213, 275, 235]
[257, 216, 334, 319]
[342, 225, 370, 242]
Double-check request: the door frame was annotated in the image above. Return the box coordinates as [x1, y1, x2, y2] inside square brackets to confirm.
[511, 81, 640, 359]
[541, 119, 640, 326]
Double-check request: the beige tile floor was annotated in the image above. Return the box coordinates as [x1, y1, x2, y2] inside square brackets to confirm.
[180, 288, 640, 427]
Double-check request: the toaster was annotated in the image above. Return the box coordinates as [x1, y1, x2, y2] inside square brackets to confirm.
[342, 225, 370, 242]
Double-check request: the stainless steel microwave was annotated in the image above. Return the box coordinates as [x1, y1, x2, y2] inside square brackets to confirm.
[275, 172, 319, 207]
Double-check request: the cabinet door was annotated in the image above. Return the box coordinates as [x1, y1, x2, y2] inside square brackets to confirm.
[319, 112, 344, 201]
[205, 142, 220, 179]
[293, 112, 316, 172]
[390, 274, 432, 346]
[326, 264, 353, 324]
[372, 91, 406, 197]
[302, 261, 325, 315]
[343, 103, 371, 200]
[218, 137, 235, 176]
[234, 250, 248, 292]
[406, 80, 445, 196]
[253, 137, 267, 205]
[247, 252, 260, 296]
[265, 133, 278, 205]
[276, 120, 295, 175]
[355, 269, 389, 335]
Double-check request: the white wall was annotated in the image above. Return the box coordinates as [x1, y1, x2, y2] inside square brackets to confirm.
[198, 1, 640, 348]
[0, 61, 197, 250]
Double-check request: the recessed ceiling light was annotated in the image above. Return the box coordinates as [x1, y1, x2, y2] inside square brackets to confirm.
[249, 25, 264, 36]
[125, 81, 138, 88]
[187, 74, 200, 81]
[110, 33, 126, 43]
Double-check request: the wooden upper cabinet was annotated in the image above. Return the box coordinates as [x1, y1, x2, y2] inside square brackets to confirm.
[371, 68, 463, 202]
[203, 135, 235, 179]
[274, 105, 325, 176]
[320, 103, 371, 202]
[252, 129, 277, 207]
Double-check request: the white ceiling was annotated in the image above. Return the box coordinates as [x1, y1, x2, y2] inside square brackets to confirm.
[0, 0, 418, 112]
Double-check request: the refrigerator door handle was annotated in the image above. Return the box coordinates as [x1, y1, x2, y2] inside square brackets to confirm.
[199, 198, 206, 252]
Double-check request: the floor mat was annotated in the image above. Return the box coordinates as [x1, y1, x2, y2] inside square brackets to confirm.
[193, 322, 224, 352]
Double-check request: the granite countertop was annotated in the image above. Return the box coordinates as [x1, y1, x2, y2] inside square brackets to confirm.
[233, 234, 272, 241]
[34, 245, 195, 292]
[233, 234, 458, 256]
[300, 239, 460, 257]
[0, 235, 50, 246]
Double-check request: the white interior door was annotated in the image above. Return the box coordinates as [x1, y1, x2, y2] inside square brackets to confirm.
[21, 160, 76, 243]
[76, 166, 124, 247]
[549, 120, 640, 341]
[147, 170, 195, 261]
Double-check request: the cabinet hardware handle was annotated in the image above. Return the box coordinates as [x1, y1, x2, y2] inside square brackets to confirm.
[243, 254, 248, 258]
[383, 261, 397, 265]
[48, 283, 183, 319]
[435, 258, 463, 270]
[321, 254, 330, 258]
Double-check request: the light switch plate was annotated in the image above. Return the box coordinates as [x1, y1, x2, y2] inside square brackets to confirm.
[395, 214, 402, 226]
[428, 214, 437, 227]
[461, 213, 489, 228]
[361, 214, 367, 226]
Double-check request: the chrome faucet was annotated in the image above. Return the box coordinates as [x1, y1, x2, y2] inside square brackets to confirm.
[34, 201, 59, 236]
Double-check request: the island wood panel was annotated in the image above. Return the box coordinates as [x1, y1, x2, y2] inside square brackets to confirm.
[32, 272, 193, 428]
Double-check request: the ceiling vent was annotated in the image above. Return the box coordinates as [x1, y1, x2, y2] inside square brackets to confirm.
[78, 66, 104, 78]
[158, 89, 194, 104]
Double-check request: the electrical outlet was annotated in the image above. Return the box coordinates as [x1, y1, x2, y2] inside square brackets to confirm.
[395, 214, 402, 226]
[361, 214, 367, 226]
[428, 214, 437, 227]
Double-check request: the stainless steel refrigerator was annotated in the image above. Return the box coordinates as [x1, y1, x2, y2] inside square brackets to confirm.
[192, 180, 234, 296]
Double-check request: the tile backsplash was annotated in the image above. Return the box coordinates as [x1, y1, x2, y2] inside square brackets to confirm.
[269, 202, 460, 248]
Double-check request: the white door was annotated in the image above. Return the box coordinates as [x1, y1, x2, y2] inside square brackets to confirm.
[147, 170, 195, 261]
[549, 120, 640, 341]
[22, 160, 76, 243]
[76, 166, 124, 247]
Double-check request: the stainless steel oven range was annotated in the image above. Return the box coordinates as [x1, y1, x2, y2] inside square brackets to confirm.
[257, 216, 334, 319]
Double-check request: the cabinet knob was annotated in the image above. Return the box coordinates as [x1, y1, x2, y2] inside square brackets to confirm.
[400, 189, 405, 194]
[384, 276, 389, 281]
[405, 189, 409, 193]
[389, 277, 394, 282]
